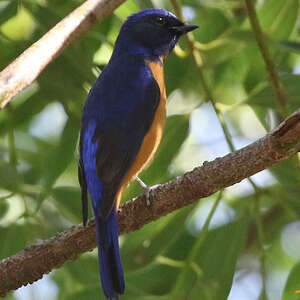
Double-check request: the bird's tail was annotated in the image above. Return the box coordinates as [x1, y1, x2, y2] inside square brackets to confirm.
[95, 208, 125, 299]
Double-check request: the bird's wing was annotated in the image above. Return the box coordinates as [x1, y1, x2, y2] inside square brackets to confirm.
[94, 79, 160, 220]
[79, 58, 160, 221]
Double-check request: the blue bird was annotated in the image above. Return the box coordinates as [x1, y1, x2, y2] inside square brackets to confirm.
[78, 8, 198, 299]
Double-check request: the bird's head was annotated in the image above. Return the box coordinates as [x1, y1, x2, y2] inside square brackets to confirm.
[113, 9, 198, 60]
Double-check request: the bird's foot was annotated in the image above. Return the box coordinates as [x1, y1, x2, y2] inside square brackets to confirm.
[136, 177, 159, 206]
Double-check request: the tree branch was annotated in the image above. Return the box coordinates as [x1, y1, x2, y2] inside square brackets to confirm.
[0, 109, 300, 297]
[0, 0, 127, 109]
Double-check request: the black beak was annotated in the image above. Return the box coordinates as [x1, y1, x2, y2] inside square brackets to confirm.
[171, 24, 198, 34]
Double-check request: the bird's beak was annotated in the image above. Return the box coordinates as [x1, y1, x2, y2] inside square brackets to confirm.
[171, 24, 198, 34]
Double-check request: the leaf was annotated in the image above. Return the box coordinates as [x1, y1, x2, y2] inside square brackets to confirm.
[279, 41, 300, 54]
[170, 221, 247, 300]
[0, 162, 20, 191]
[258, 0, 299, 40]
[193, 6, 230, 43]
[165, 54, 197, 95]
[52, 255, 100, 300]
[0, 224, 27, 259]
[270, 158, 300, 217]
[212, 51, 249, 104]
[51, 186, 82, 223]
[126, 261, 180, 296]
[123, 218, 246, 299]
[43, 117, 79, 189]
[0, 200, 9, 219]
[0, 88, 49, 136]
[114, 0, 140, 20]
[0, 0, 17, 25]
[121, 205, 195, 271]
[65, 288, 106, 300]
[2, 292, 15, 300]
[282, 262, 300, 300]
[247, 74, 300, 111]
[271, 157, 300, 189]
[250, 105, 270, 131]
[63, 255, 99, 285]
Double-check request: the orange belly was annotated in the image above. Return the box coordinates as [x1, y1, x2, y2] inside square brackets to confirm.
[116, 59, 167, 208]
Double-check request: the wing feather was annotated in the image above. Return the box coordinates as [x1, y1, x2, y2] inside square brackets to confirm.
[79, 56, 161, 221]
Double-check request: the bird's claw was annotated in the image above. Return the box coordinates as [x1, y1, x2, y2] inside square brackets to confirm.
[136, 177, 159, 206]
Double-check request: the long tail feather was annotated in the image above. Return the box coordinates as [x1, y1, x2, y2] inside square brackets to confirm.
[95, 208, 125, 299]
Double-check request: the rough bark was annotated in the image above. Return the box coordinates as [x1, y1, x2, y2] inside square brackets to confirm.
[0, 0, 127, 109]
[0, 109, 299, 297]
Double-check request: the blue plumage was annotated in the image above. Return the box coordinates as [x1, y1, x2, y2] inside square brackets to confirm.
[78, 8, 197, 299]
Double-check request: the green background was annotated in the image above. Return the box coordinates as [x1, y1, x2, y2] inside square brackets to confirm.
[1, 0, 300, 299]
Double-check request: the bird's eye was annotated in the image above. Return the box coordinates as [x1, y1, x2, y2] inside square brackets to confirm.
[155, 16, 166, 26]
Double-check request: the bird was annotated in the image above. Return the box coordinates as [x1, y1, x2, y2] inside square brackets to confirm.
[78, 8, 198, 299]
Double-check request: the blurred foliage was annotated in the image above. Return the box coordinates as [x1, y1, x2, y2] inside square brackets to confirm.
[1, 0, 300, 299]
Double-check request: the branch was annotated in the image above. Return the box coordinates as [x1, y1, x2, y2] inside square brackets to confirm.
[0, 0, 127, 109]
[1, 109, 300, 296]
[244, 0, 287, 106]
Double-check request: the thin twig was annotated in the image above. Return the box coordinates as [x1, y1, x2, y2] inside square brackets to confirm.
[244, 0, 287, 106]
[0, 109, 300, 296]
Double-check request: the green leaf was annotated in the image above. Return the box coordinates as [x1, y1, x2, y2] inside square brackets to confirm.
[64, 255, 99, 285]
[0, 0, 17, 25]
[2, 292, 15, 300]
[43, 118, 79, 189]
[52, 255, 100, 300]
[0, 224, 27, 259]
[170, 221, 247, 300]
[282, 261, 300, 300]
[0, 200, 9, 219]
[0, 88, 49, 136]
[65, 288, 106, 300]
[270, 158, 300, 216]
[121, 205, 195, 271]
[247, 74, 300, 111]
[0, 162, 20, 191]
[279, 41, 300, 54]
[250, 105, 270, 131]
[258, 0, 299, 39]
[126, 261, 180, 296]
[271, 157, 300, 189]
[193, 6, 230, 43]
[165, 54, 197, 95]
[51, 186, 82, 223]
